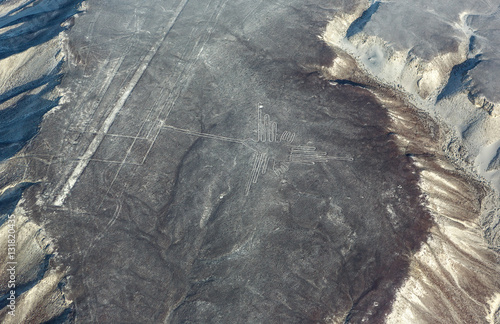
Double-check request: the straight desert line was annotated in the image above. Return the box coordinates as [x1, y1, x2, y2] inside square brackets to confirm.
[52, 0, 190, 206]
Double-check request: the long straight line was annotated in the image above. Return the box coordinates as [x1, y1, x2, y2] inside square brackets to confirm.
[163, 125, 245, 144]
[246, 153, 259, 195]
[52, 0, 190, 206]
[81, 57, 125, 133]
[142, 0, 230, 165]
[252, 153, 265, 183]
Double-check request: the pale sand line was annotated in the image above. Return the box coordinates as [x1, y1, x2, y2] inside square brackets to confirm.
[52, 0, 190, 206]
[252, 153, 265, 183]
[80, 56, 124, 133]
[142, 0, 230, 167]
[163, 125, 246, 145]
[80, 132, 149, 140]
[163, 125, 257, 154]
[246, 152, 260, 195]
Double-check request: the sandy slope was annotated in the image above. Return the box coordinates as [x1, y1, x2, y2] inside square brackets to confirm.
[321, 1, 500, 322]
[0, 0, 83, 322]
[323, 0, 500, 191]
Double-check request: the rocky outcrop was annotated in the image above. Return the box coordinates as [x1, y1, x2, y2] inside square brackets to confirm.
[0, 0, 83, 322]
[0, 205, 73, 323]
[319, 4, 500, 320]
[322, 0, 500, 195]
